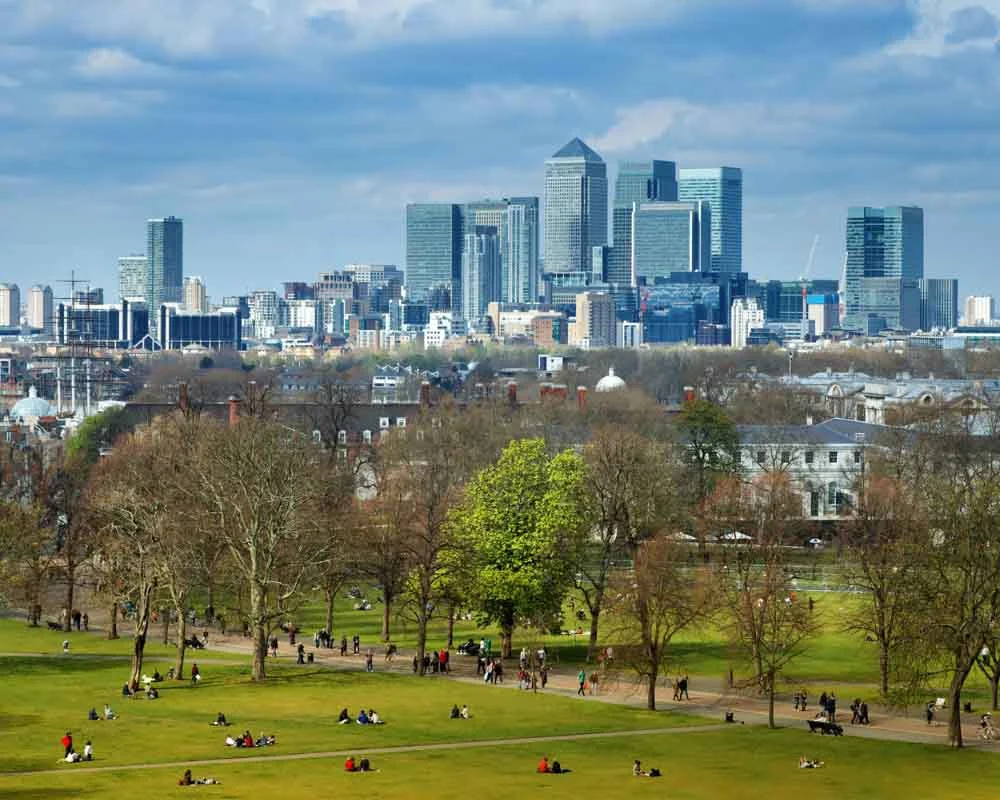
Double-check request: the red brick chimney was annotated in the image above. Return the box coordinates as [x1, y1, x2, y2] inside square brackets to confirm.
[577, 386, 587, 411]
[683, 385, 696, 403]
[419, 381, 431, 408]
[227, 395, 240, 427]
[507, 381, 518, 406]
[178, 381, 190, 413]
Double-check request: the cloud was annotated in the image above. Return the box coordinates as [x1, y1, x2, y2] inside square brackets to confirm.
[885, 0, 1000, 57]
[46, 89, 163, 119]
[75, 47, 164, 79]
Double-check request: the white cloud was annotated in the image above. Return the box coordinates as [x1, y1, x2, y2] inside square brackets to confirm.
[75, 47, 163, 79]
[885, 0, 1000, 57]
[47, 89, 163, 119]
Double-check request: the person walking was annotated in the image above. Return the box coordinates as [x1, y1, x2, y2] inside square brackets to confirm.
[340, 636, 348, 656]
[578, 669, 586, 696]
[61, 732, 73, 758]
[365, 649, 374, 673]
[353, 634, 360, 655]
[680, 675, 690, 700]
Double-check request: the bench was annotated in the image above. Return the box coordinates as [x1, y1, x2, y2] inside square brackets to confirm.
[807, 719, 844, 736]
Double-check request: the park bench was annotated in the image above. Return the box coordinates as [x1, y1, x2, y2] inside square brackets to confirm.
[807, 719, 844, 736]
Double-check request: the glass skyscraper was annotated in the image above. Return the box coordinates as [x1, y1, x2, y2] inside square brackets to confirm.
[678, 167, 742, 274]
[118, 255, 147, 302]
[844, 206, 924, 331]
[544, 138, 608, 275]
[462, 198, 539, 305]
[609, 160, 678, 287]
[631, 201, 712, 280]
[146, 217, 183, 338]
[919, 278, 958, 331]
[405, 203, 463, 313]
[461, 226, 502, 328]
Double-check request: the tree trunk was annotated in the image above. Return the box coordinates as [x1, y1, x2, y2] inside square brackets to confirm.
[879, 642, 890, 700]
[500, 627, 513, 659]
[324, 588, 335, 637]
[767, 671, 776, 729]
[161, 609, 170, 645]
[128, 596, 153, 688]
[63, 572, 74, 633]
[250, 581, 268, 681]
[447, 605, 455, 649]
[647, 663, 658, 711]
[417, 610, 428, 676]
[588, 604, 601, 649]
[381, 595, 392, 642]
[174, 609, 187, 680]
[992, 673, 999, 712]
[108, 602, 118, 639]
[947, 677, 965, 747]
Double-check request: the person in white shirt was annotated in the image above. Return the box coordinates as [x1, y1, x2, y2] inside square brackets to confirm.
[83, 741, 93, 761]
[461, 705, 470, 719]
[104, 704, 117, 720]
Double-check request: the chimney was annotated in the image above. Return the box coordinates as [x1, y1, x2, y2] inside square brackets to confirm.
[683, 385, 696, 403]
[227, 395, 240, 427]
[507, 381, 518, 406]
[419, 381, 431, 408]
[577, 386, 588, 412]
[178, 381, 190, 413]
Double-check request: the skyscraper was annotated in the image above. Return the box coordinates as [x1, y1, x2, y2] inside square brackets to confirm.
[405, 204, 462, 312]
[27, 285, 53, 332]
[461, 226, 502, 328]
[919, 279, 958, 330]
[184, 276, 208, 313]
[731, 297, 765, 349]
[0, 283, 19, 327]
[609, 160, 678, 287]
[544, 138, 608, 275]
[118, 255, 147, 301]
[678, 167, 742, 273]
[964, 295, 994, 326]
[573, 291, 615, 349]
[146, 217, 183, 337]
[843, 206, 924, 331]
[631, 201, 712, 280]
[462, 198, 540, 305]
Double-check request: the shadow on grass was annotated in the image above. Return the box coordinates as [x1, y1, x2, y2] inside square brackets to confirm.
[0, 713, 41, 730]
[0, 657, 135, 680]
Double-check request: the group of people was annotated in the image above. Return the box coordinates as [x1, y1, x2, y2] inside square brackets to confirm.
[671, 676, 691, 701]
[60, 732, 92, 763]
[449, 704, 471, 719]
[412, 650, 449, 674]
[633, 760, 661, 778]
[481, 657, 504, 684]
[337, 708, 384, 725]
[224, 730, 276, 748]
[344, 756, 373, 772]
[178, 769, 219, 786]
[816, 692, 838, 722]
[87, 704, 117, 722]
[849, 698, 871, 725]
[536, 756, 566, 774]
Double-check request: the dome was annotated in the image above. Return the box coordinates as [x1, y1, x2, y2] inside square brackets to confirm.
[11, 386, 54, 421]
[595, 367, 626, 393]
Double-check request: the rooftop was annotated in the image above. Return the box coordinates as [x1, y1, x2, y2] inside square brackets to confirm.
[550, 137, 603, 162]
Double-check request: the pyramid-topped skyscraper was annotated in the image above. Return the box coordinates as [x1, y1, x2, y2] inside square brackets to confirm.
[544, 137, 608, 276]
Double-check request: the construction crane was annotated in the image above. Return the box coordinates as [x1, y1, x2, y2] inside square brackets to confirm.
[799, 235, 820, 340]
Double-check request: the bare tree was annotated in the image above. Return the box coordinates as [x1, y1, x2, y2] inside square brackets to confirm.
[42, 462, 92, 633]
[0, 500, 52, 625]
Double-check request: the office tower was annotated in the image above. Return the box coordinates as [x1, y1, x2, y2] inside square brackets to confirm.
[919, 279, 959, 330]
[147, 216, 184, 337]
[283, 281, 314, 300]
[406, 203, 462, 312]
[678, 167, 742, 273]
[0, 283, 19, 327]
[751, 279, 840, 322]
[118, 255, 148, 301]
[184, 276, 208, 314]
[544, 138, 608, 275]
[248, 289, 280, 339]
[343, 264, 404, 285]
[731, 297, 764, 348]
[56, 300, 148, 349]
[574, 291, 615, 349]
[73, 288, 104, 305]
[27, 285, 53, 332]
[461, 199, 539, 305]
[807, 294, 841, 336]
[461, 226, 502, 328]
[609, 160, 678, 286]
[843, 206, 923, 331]
[964, 295, 995, 326]
[159, 305, 242, 350]
[631, 201, 712, 280]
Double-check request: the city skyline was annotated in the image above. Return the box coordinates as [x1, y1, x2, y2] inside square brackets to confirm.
[0, 2, 997, 298]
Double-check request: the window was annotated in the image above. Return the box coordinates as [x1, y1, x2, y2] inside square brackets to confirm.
[828, 451, 838, 464]
[805, 451, 815, 465]
[362, 430, 372, 444]
[827, 482, 838, 506]
[337, 430, 347, 445]
[854, 450, 862, 464]
[337, 448, 347, 462]
[379, 417, 390, 429]
[810, 491, 820, 517]
[755, 450, 765, 465]
[396, 417, 406, 428]
[312, 430, 322, 445]
[416, 430, 425, 442]
[781, 451, 791, 464]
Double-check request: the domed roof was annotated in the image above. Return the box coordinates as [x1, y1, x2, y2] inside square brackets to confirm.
[11, 386, 54, 421]
[595, 367, 626, 393]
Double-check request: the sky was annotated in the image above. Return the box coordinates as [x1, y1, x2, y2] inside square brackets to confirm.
[0, 0, 999, 301]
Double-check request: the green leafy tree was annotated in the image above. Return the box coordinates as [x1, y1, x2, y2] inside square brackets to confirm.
[453, 438, 586, 657]
[676, 399, 739, 509]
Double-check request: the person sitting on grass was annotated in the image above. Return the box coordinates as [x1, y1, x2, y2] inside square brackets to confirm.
[87, 708, 99, 721]
[146, 686, 159, 700]
[358, 758, 372, 772]
[550, 760, 564, 774]
[224, 735, 238, 747]
[357, 709, 370, 725]
[369, 709, 383, 725]
[104, 704, 117, 721]
[83, 741, 93, 762]
[799, 756, 824, 769]
[212, 712, 229, 727]
[345, 756, 357, 772]
[255, 734, 276, 746]
[121, 684, 133, 700]
[450, 704, 461, 719]
[338, 708, 352, 725]
[537, 756, 550, 774]
[461, 704, 470, 719]
[65, 750, 82, 763]
[153, 670, 163, 682]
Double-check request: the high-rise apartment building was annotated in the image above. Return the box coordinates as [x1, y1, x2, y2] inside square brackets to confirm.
[843, 206, 923, 331]
[544, 138, 608, 275]
[919, 279, 958, 330]
[405, 204, 463, 312]
[27, 285, 53, 332]
[118, 255, 147, 301]
[249, 289, 280, 339]
[0, 283, 19, 327]
[631, 201, 712, 279]
[678, 167, 742, 274]
[184, 276, 208, 314]
[964, 295, 995, 326]
[574, 291, 615, 349]
[731, 297, 764, 348]
[146, 217, 183, 337]
[609, 160, 678, 288]
[461, 226, 502, 329]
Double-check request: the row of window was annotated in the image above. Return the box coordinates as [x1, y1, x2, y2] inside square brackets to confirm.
[746, 449, 863, 467]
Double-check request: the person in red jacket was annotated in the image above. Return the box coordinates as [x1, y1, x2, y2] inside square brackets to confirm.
[61, 732, 73, 757]
[537, 756, 549, 774]
[345, 756, 356, 772]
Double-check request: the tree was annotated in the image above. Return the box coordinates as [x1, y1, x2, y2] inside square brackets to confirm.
[185, 418, 329, 680]
[716, 471, 817, 728]
[0, 500, 52, 625]
[607, 535, 714, 710]
[453, 438, 587, 657]
[65, 407, 131, 465]
[578, 427, 674, 649]
[42, 461, 92, 633]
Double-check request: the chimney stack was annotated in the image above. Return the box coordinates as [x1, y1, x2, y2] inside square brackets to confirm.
[178, 381, 190, 413]
[419, 381, 431, 408]
[227, 395, 240, 427]
[507, 381, 518, 406]
[683, 385, 696, 403]
[577, 386, 588, 412]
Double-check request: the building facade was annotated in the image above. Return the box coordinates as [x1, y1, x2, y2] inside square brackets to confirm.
[248, 289, 280, 339]
[574, 291, 615, 349]
[405, 203, 463, 311]
[56, 300, 149, 349]
[461, 226, 502, 329]
[544, 138, 608, 275]
[146, 217, 183, 337]
[843, 206, 924, 331]
[183, 276, 208, 314]
[609, 160, 678, 286]
[632, 201, 712, 279]
[964, 295, 995, 326]
[26, 285, 53, 333]
[678, 167, 742, 273]
[118, 255, 147, 302]
[919, 278, 959, 330]
[159, 305, 242, 350]
[731, 297, 765, 348]
[0, 283, 19, 327]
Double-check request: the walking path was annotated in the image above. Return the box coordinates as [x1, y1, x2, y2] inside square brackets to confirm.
[4, 724, 727, 778]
